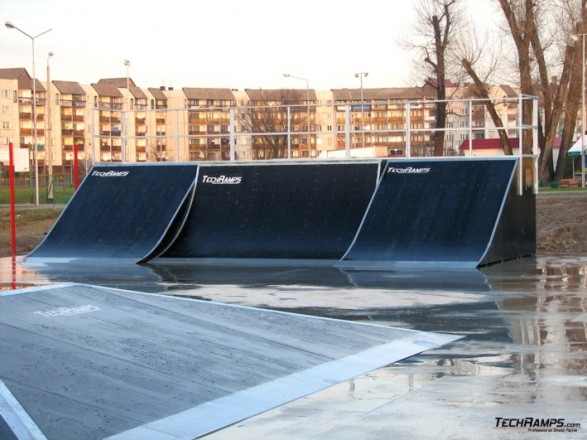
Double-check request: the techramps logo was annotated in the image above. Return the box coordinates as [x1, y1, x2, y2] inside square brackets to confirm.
[91, 170, 129, 177]
[495, 417, 581, 434]
[387, 166, 431, 175]
[201, 175, 242, 185]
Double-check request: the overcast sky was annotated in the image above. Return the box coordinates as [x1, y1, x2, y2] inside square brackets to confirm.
[1, 0, 498, 91]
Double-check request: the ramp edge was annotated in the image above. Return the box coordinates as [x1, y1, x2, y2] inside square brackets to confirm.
[105, 332, 462, 440]
[0, 381, 47, 440]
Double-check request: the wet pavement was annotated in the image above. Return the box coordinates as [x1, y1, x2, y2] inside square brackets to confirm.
[1, 256, 586, 438]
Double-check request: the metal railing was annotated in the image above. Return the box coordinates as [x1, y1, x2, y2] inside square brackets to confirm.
[88, 95, 540, 193]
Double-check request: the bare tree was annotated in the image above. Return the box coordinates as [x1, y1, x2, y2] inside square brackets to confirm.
[147, 141, 169, 162]
[454, 21, 515, 155]
[239, 89, 310, 160]
[406, 0, 464, 156]
[461, 61, 515, 155]
[498, 0, 536, 157]
[497, 0, 584, 183]
[554, 0, 587, 181]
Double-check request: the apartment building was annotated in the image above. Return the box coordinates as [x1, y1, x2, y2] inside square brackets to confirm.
[0, 68, 49, 173]
[331, 86, 437, 158]
[1, 66, 538, 179]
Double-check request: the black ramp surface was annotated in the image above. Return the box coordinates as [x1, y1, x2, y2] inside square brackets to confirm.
[163, 162, 379, 259]
[0, 284, 460, 440]
[343, 158, 517, 267]
[26, 163, 198, 262]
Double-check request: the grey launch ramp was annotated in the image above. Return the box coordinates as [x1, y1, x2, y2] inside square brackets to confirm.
[0, 284, 460, 440]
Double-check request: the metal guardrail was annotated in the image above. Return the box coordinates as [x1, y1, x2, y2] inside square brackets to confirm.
[89, 95, 539, 195]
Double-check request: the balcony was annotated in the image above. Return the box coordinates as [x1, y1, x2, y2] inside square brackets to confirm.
[106, 117, 121, 124]
[99, 102, 123, 110]
[189, 118, 207, 124]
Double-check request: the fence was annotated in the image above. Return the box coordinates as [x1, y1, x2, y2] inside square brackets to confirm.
[0, 95, 540, 204]
[88, 95, 538, 162]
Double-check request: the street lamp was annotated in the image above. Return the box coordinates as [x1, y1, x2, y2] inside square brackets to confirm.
[5, 21, 53, 205]
[46, 51, 54, 201]
[283, 73, 311, 157]
[355, 72, 368, 148]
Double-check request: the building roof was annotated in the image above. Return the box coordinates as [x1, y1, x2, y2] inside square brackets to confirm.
[148, 88, 168, 100]
[331, 87, 432, 101]
[244, 88, 317, 102]
[91, 82, 123, 98]
[98, 78, 138, 88]
[182, 88, 237, 101]
[458, 137, 561, 151]
[53, 80, 86, 95]
[458, 138, 520, 150]
[0, 68, 46, 92]
[130, 86, 148, 100]
[500, 85, 518, 98]
[0, 68, 25, 80]
[425, 78, 456, 88]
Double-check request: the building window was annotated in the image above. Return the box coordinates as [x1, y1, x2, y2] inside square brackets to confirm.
[2, 105, 9, 114]
[2, 121, 10, 129]
[2, 90, 9, 99]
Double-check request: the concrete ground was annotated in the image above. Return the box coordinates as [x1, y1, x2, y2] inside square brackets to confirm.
[1, 256, 586, 439]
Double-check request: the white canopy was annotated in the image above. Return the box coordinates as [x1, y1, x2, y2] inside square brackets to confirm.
[569, 135, 587, 156]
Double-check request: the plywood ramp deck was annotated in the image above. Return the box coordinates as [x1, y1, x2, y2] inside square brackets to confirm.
[0, 284, 459, 440]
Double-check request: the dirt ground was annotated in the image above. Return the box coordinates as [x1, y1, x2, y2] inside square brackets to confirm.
[1, 193, 586, 258]
[534, 193, 587, 256]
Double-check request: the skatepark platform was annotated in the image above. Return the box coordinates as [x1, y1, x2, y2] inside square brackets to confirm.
[25, 158, 536, 269]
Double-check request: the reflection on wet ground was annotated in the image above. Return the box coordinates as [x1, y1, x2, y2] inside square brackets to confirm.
[2, 256, 586, 438]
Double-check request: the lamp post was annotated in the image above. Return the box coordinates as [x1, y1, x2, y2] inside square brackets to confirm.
[5, 21, 53, 205]
[283, 73, 311, 157]
[46, 51, 54, 202]
[355, 72, 368, 148]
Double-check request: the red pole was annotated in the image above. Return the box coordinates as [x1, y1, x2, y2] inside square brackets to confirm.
[73, 144, 79, 190]
[9, 142, 16, 257]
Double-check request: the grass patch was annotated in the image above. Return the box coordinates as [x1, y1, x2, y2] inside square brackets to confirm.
[0, 186, 75, 204]
[0, 208, 62, 228]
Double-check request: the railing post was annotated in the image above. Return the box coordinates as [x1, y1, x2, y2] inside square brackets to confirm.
[230, 107, 236, 161]
[533, 95, 539, 193]
[468, 100, 473, 154]
[121, 109, 126, 163]
[9, 142, 16, 257]
[287, 106, 292, 159]
[175, 109, 180, 162]
[405, 102, 411, 157]
[519, 93, 524, 195]
[345, 104, 351, 158]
